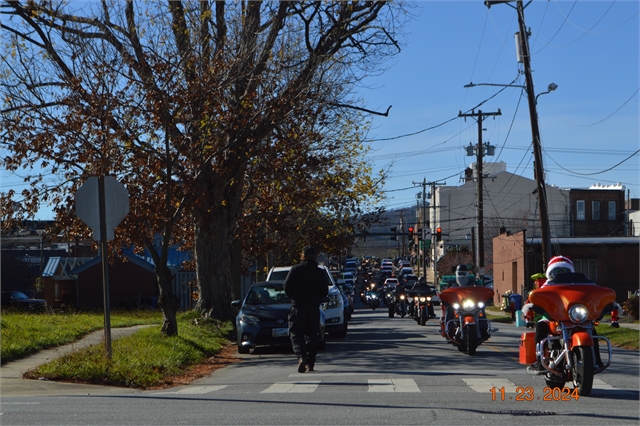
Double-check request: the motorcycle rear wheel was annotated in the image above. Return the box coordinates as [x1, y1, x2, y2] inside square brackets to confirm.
[572, 346, 594, 396]
[466, 324, 478, 355]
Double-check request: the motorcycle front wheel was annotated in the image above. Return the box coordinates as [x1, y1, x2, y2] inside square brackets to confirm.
[572, 346, 594, 396]
[419, 307, 427, 326]
[389, 304, 395, 318]
[466, 324, 478, 355]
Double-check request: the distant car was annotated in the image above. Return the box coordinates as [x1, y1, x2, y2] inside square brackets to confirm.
[1, 291, 47, 312]
[383, 278, 399, 288]
[231, 281, 326, 354]
[398, 267, 414, 278]
[402, 274, 419, 285]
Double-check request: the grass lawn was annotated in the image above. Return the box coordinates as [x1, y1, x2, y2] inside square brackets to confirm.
[2, 310, 233, 389]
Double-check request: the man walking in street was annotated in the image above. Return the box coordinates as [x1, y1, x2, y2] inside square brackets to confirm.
[283, 246, 329, 373]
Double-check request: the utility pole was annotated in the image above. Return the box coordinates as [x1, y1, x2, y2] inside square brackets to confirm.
[399, 210, 406, 257]
[486, 0, 552, 266]
[459, 109, 500, 277]
[413, 179, 429, 280]
[414, 179, 446, 284]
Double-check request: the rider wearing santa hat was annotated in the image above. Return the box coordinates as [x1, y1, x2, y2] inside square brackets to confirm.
[522, 256, 623, 373]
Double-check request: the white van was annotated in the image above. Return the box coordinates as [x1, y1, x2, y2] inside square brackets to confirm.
[267, 265, 347, 338]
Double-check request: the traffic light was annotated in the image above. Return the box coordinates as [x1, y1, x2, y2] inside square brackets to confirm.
[417, 228, 423, 240]
[436, 227, 442, 241]
[390, 227, 397, 241]
[408, 226, 414, 239]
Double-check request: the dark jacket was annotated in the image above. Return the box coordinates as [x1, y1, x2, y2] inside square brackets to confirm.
[283, 260, 329, 307]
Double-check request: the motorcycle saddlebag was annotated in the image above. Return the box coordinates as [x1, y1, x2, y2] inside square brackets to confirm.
[519, 332, 536, 365]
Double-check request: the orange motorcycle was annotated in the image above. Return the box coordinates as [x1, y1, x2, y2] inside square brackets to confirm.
[439, 286, 495, 355]
[520, 279, 617, 396]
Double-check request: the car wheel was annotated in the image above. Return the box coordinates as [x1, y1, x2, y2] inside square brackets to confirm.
[237, 345, 250, 354]
[332, 322, 348, 338]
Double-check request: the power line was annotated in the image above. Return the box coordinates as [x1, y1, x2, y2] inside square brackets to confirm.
[546, 148, 640, 176]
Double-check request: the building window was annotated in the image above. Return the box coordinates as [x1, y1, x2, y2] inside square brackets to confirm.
[608, 201, 616, 220]
[592, 201, 600, 220]
[574, 259, 597, 281]
[576, 200, 585, 221]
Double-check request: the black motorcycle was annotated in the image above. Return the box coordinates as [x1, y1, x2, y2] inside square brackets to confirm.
[389, 293, 407, 318]
[408, 288, 437, 326]
[366, 290, 381, 310]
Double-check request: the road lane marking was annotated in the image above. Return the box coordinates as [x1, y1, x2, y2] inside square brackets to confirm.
[463, 378, 518, 394]
[368, 379, 420, 393]
[261, 381, 321, 393]
[592, 378, 614, 389]
[154, 385, 227, 395]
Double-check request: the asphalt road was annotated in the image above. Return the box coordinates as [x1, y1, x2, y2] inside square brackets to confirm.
[1, 302, 639, 425]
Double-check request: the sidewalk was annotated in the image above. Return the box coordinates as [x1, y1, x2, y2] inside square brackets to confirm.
[1, 326, 151, 397]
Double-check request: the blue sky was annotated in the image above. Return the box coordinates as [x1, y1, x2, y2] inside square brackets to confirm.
[2, 1, 638, 221]
[361, 0, 639, 212]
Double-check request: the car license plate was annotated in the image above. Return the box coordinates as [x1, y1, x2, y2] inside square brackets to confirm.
[272, 328, 289, 337]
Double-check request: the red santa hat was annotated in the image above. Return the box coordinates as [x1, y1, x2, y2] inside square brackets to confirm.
[546, 255, 575, 280]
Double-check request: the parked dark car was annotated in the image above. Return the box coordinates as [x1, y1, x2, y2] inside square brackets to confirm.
[1, 291, 47, 312]
[231, 281, 326, 354]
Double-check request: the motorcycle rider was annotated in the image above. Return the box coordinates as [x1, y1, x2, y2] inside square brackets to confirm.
[411, 279, 436, 317]
[522, 255, 622, 373]
[441, 265, 469, 335]
[394, 280, 407, 315]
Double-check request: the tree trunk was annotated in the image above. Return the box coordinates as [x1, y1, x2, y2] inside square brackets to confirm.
[157, 263, 179, 336]
[193, 166, 244, 320]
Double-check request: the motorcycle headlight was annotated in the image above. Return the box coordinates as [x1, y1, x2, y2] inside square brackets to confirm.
[462, 299, 475, 309]
[419, 296, 426, 302]
[400, 295, 406, 300]
[387, 293, 393, 298]
[453, 303, 460, 310]
[426, 296, 432, 301]
[478, 302, 485, 309]
[568, 304, 589, 323]
[240, 313, 259, 326]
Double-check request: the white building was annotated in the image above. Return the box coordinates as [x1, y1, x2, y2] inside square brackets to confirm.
[429, 162, 570, 272]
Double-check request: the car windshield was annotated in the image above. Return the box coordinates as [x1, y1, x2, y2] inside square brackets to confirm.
[268, 270, 289, 281]
[11, 292, 29, 300]
[246, 285, 290, 305]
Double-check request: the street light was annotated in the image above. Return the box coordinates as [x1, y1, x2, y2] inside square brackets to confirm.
[464, 82, 525, 89]
[464, 81, 558, 105]
[535, 83, 558, 104]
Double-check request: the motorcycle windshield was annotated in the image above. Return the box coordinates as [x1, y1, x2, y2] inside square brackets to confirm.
[439, 286, 494, 306]
[528, 283, 616, 321]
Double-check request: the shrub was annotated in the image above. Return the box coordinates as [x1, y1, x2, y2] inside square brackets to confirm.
[623, 296, 639, 320]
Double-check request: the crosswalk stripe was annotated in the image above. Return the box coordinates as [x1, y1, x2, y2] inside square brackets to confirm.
[368, 379, 420, 393]
[154, 385, 227, 395]
[149, 377, 621, 395]
[592, 378, 614, 389]
[261, 381, 321, 393]
[463, 378, 518, 394]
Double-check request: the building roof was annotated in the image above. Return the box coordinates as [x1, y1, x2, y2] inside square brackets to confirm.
[525, 237, 639, 245]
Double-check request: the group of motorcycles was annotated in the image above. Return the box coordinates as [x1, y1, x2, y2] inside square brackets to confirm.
[357, 267, 620, 397]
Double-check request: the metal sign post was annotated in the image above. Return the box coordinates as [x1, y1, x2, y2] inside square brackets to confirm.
[76, 176, 129, 359]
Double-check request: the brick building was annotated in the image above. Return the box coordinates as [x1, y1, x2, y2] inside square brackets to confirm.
[492, 229, 639, 306]
[569, 185, 626, 237]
